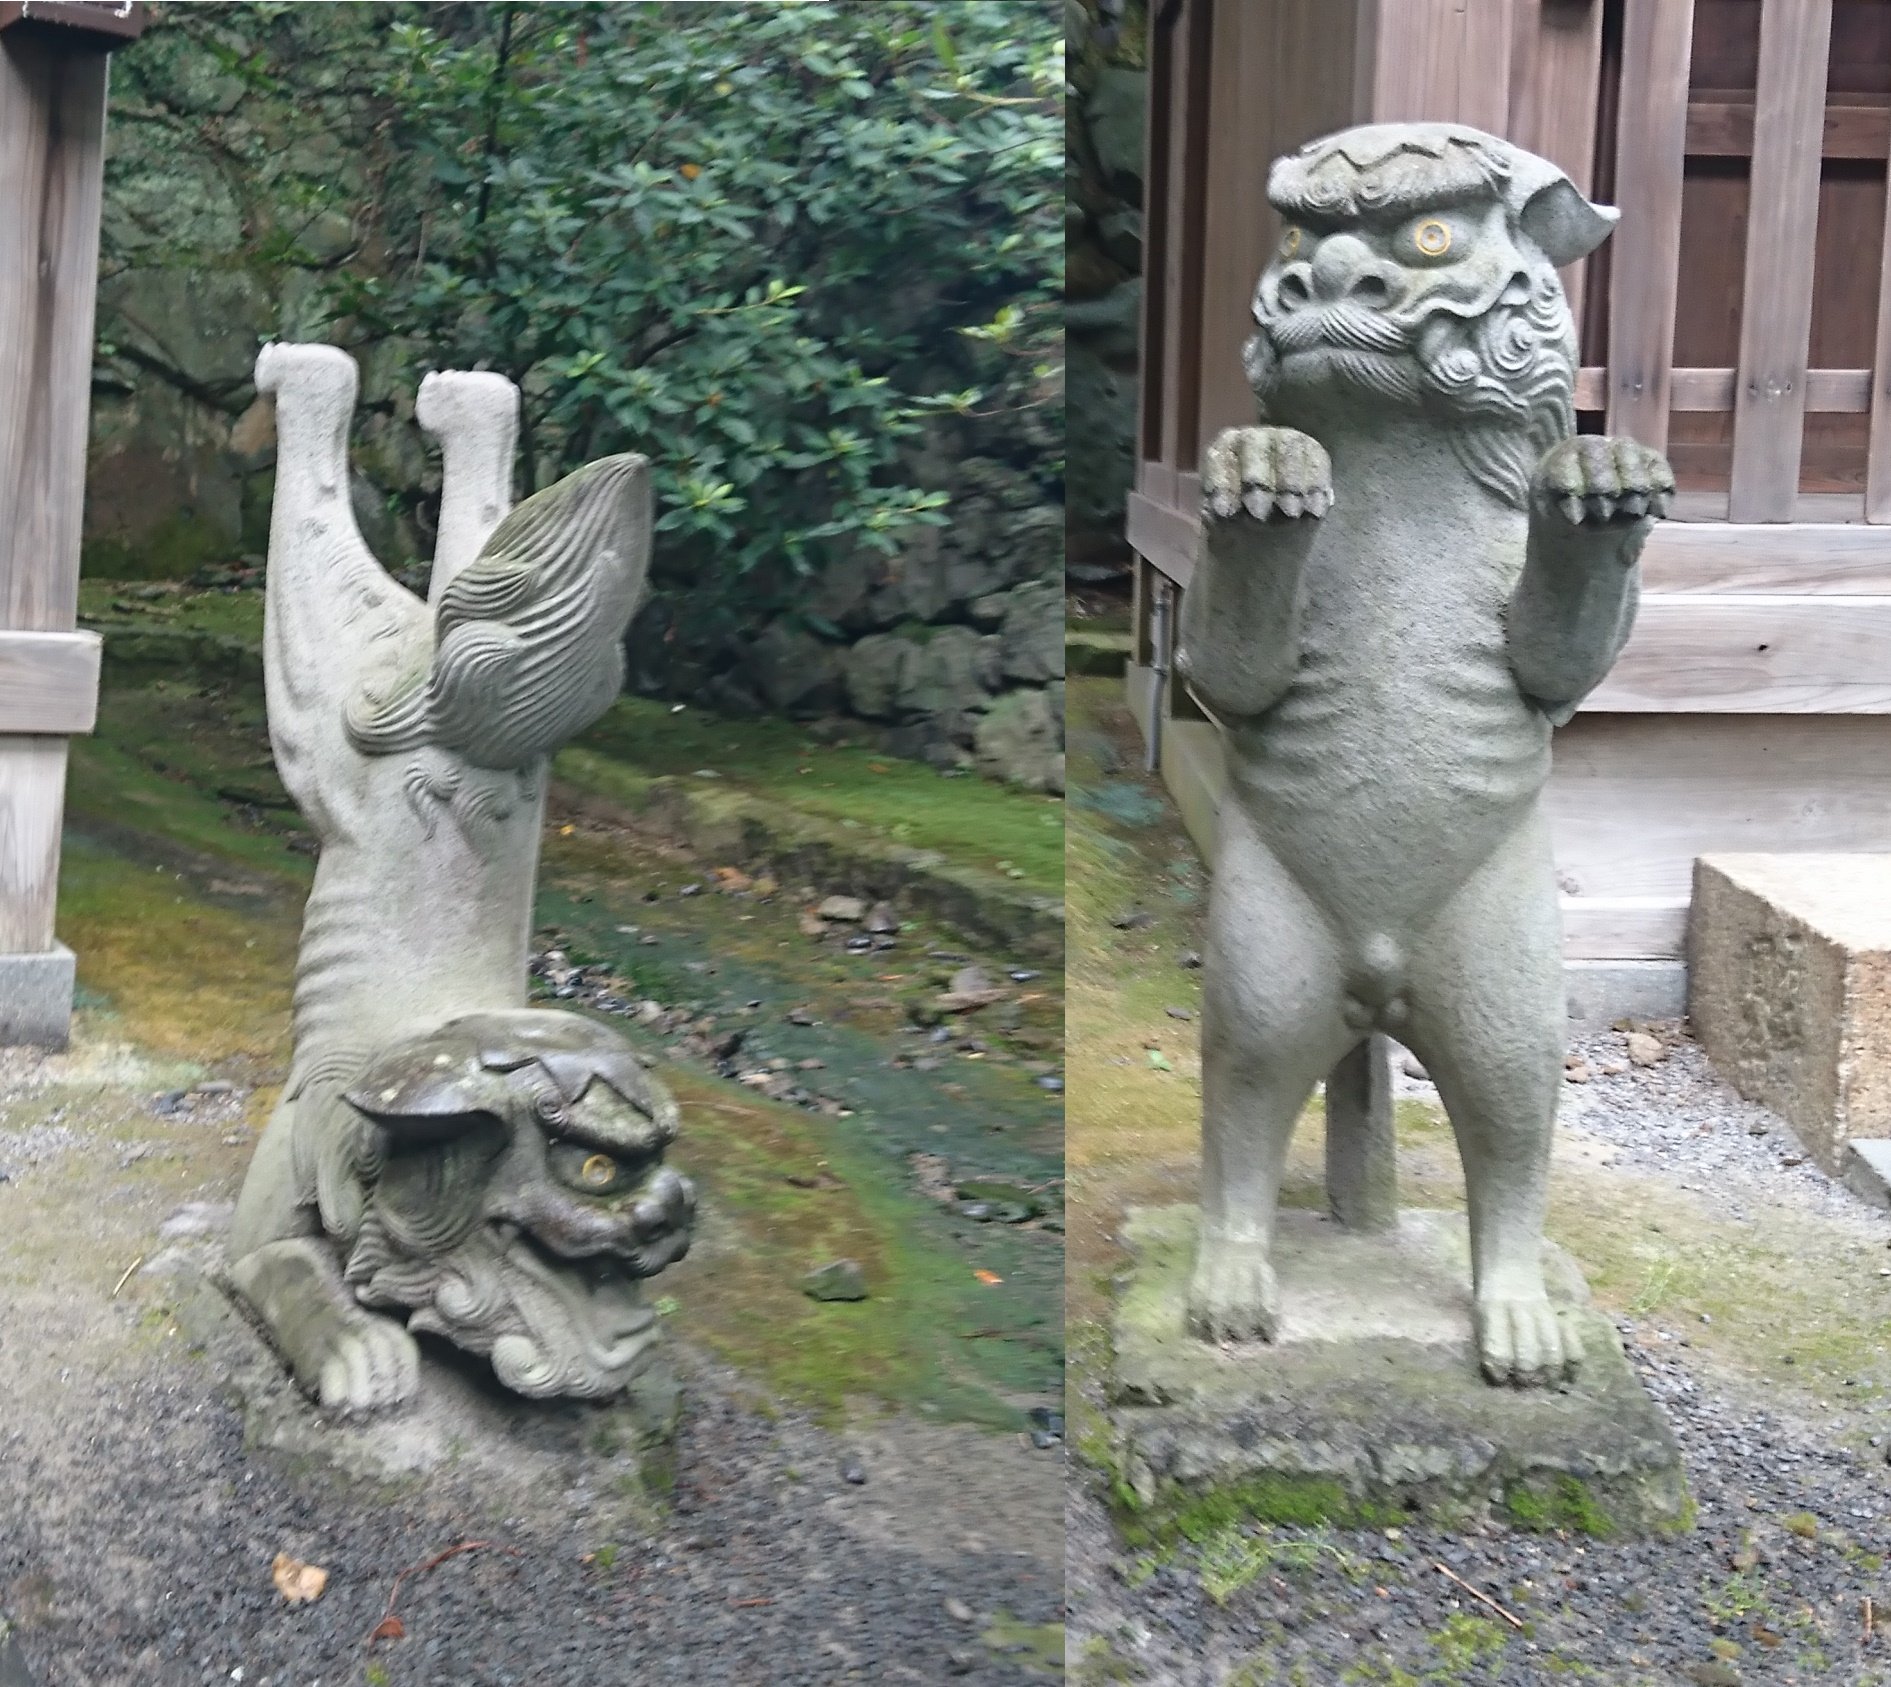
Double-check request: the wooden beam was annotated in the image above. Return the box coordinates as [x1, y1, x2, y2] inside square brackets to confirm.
[1640, 522, 1891, 594]
[1728, 0, 1834, 521]
[0, 2, 143, 43]
[1579, 365, 1870, 413]
[1605, 0, 1694, 450]
[1561, 896, 1690, 961]
[1686, 95, 1890, 159]
[0, 630, 97, 734]
[1126, 489, 1199, 590]
[1586, 593, 1891, 713]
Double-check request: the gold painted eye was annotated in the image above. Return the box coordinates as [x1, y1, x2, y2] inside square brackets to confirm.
[1413, 218, 1452, 258]
[1280, 226, 1302, 257]
[580, 1153, 618, 1188]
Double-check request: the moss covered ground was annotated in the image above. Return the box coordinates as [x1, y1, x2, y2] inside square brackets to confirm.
[52, 582, 1065, 1429]
[77, 581, 1065, 895]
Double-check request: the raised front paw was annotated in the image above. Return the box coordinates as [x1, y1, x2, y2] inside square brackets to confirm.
[1202, 426, 1332, 523]
[1186, 1233, 1280, 1343]
[1534, 436, 1673, 527]
[1475, 1292, 1585, 1388]
[314, 1312, 422, 1413]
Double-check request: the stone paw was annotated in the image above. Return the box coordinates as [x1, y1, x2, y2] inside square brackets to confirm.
[1534, 435, 1673, 527]
[1475, 1293, 1584, 1388]
[314, 1312, 422, 1413]
[1186, 1236, 1280, 1343]
[1201, 425, 1333, 524]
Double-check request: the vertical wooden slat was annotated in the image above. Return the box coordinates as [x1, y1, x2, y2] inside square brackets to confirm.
[1194, 0, 1259, 438]
[0, 31, 105, 633]
[1135, 0, 1177, 474]
[1728, 0, 1835, 521]
[1864, 94, 1891, 516]
[1157, 0, 1211, 480]
[0, 31, 106, 964]
[1604, 0, 1694, 450]
[1363, 0, 1512, 130]
[1509, 0, 1607, 327]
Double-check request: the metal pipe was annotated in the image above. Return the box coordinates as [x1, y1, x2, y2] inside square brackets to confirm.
[1145, 577, 1173, 774]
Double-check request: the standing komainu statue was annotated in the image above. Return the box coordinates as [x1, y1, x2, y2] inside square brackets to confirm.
[228, 343, 695, 1413]
[1178, 124, 1670, 1385]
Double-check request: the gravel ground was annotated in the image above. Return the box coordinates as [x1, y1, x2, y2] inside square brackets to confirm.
[0, 1030, 1061, 1687]
[0, 1346, 1062, 1687]
[1072, 1028, 1891, 1685]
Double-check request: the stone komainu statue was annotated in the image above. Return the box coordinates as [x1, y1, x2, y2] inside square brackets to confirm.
[1177, 124, 1671, 1385]
[228, 344, 694, 1413]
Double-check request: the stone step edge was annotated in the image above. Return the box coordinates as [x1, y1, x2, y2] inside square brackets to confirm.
[550, 750, 1063, 965]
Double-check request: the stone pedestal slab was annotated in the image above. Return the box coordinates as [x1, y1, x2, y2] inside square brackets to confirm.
[172, 1259, 679, 1514]
[0, 943, 75, 1049]
[1104, 1206, 1688, 1539]
[1689, 853, 1891, 1175]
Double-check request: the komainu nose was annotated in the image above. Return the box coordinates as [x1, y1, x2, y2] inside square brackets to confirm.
[1309, 233, 1394, 306]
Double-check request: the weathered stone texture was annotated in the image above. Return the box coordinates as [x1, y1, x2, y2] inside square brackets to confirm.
[1690, 853, 1891, 1174]
[1106, 1207, 1689, 1536]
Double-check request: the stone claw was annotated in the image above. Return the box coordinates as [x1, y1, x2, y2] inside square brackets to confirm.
[315, 1314, 421, 1413]
[1186, 1234, 1280, 1343]
[1475, 1293, 1583, 1388]
[1202, 426, 1333, 526]
[1535, 435, 1673, 528]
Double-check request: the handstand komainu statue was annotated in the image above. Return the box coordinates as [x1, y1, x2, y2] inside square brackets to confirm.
[1177, 124, 1670, 1385]
[228, 343, 695, 1413]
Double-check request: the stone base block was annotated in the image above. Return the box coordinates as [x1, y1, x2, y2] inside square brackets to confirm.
[1104, 1206, 1688, 1540]
[1689, 854, 1891, 1175]
[0, 944, 75, 1050]
[1563, 958, 1686, 1028]
[171, 1262, 680, 1518]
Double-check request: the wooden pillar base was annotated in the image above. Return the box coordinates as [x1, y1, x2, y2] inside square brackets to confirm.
[0, 938, 72, 1048]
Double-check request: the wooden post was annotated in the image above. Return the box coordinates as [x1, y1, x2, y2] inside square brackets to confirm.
[1728, 0, 1834, 521]
[1605, 0, 1694, 453]
[0, 1, 141, 1046]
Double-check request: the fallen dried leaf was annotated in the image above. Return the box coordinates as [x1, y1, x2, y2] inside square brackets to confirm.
[272, 1551, 329, 1604]
[369, 1616, 405, 1642]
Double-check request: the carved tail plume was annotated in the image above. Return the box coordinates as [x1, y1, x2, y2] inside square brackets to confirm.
[344, 453, 650, 770]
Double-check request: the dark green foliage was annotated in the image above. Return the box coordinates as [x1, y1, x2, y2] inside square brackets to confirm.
[102, 2, 1062, 623]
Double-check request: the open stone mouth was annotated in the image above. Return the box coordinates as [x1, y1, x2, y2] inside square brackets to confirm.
[492, 1220, 659, 1312]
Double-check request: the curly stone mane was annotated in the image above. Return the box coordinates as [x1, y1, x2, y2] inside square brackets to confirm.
[1246, 124, 1612, 511]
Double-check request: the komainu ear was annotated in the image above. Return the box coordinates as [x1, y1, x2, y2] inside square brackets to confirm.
[1518, 176, 1619, 268]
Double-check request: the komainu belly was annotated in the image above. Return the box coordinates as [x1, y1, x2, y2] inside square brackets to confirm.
[1226, 635, 1550, 936]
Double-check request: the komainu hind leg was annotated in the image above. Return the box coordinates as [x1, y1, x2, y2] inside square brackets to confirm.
[1188, 809, 1353, 1341]
[1402, 811, 1583, 1387]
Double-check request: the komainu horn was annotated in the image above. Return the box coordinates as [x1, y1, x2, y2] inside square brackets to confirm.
[227, 343, 695, 1413]
[1177, 124, 1671, 1385]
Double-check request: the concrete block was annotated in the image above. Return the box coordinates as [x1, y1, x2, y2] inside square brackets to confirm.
[0, 943, 75, 1050]
[1104, 1206, 1688, 1537]
[1690, 854, 1891, 1176]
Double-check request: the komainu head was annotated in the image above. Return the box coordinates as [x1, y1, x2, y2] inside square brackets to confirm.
[336, 1009, 695, 1400]
[1246, 123, 1618, 506]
